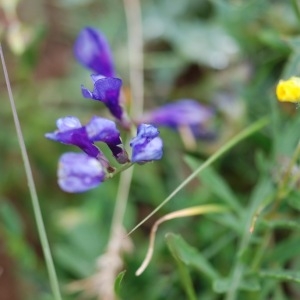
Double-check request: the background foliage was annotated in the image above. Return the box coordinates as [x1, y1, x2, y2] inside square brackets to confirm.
[1, 0, 300, 299]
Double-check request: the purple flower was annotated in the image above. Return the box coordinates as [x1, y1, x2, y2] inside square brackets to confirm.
[58, 152, 105, 193]
[45, 116, 101, 159]
[74, 27, 115, 77]
[86, 116, 129, 164]
[81, 75, 124, 122]
[130, 124, 163, 163]
[138, 99, 214, 128]
[45, 116, 128, 165]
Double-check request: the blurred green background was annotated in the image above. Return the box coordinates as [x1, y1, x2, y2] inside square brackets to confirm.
[1, 0, 300, 299]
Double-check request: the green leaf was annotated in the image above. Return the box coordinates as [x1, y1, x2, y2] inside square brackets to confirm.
[166, 233, 197, 300]
[265, 236, 300, 264]
[261, 218, 300, 230]
[185, 156, 242, 214]
[165, 233, 220, 281]
[260, 269, 300, 283]
[114, 270, 126, 296]
[213, 276, 260, 293]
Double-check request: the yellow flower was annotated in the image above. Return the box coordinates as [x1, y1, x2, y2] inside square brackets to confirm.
[276, 76, 300, 103]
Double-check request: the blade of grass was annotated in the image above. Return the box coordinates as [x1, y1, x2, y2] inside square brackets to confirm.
[128, 116, 270, 236]
[0, 44, 62, 300]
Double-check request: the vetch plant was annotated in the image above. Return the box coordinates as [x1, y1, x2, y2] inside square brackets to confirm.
[46, 27, 217, 194]
[44, 24, 271, 300]
[46, 27, 165, 193]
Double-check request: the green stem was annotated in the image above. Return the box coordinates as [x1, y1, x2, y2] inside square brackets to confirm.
[109, 163, 134, 240]
[128, 116, 270, 236]
[104, 0, 144, 281]
[123, 0, 144, 118]
[0, 45, 62, 299]
[106, 162, 134, 179]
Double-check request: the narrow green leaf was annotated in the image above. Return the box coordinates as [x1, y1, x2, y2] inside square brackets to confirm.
[213, 276, 260, 293]
[166, 233, 197, 300]
[261, 219, 300, 230]
[264, 236, 300, 264]
[260, 269, 300, 283]
[114, 270, 126, 296]
[165, 233, 220, 281]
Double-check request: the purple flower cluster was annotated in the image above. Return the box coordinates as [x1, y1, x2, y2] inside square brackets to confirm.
[47, 27, 214, 193]
[46, 27, 164, 193]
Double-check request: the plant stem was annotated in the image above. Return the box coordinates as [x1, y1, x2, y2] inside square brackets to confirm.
[109, 166, 134, 241]
[106, 162, 134, 179]
[105, 0, 144, 278]
[0, 44, 62, 300]
[106, 0, 143, 238]
[128, 116, 270, 235]
[123, 0, 144, 118]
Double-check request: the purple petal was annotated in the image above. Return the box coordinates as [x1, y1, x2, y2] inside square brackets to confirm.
[56, 116, 82, 132]
[86, 116, 121, 143]
[81, 86, 94, 99]
[58, 152, 105, 193]
[136, 123, 160, 139]
[86, 116, 129, 164]
[74, 27, 115, 77]
[81, 76, 123, 121]
[130, 124, 163, 163]
[90, 74, 105, 83]
[45, 118, 101, 158]
[93, 77, 122, 102]
[139, 99, 214, 128]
